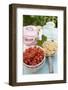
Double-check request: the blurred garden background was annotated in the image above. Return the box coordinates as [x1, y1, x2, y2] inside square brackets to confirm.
[23, 15, 58, 28]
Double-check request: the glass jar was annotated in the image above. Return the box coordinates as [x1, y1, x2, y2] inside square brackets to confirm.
[24, 25, 38, 46]
[42, 22, 58, 41]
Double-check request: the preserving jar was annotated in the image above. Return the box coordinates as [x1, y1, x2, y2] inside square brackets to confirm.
[24, 25, 38, 46]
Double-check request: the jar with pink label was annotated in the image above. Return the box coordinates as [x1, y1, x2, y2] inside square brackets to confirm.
[24, 26, 38, 46]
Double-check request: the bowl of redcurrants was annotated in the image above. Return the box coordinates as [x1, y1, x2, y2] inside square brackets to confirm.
[23, 46, 46, 72]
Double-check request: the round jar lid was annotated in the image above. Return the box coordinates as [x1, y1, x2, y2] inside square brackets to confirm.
[24, 25, 38, 37]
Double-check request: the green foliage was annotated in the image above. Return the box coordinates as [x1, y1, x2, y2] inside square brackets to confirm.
[23, 15, 58, 27]
[37, 35, 47, 47]
[37, 40, 43, 47]
[42, 35, 47, 42]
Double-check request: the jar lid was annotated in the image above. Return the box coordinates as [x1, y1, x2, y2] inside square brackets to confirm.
[43, 21, 55, 29]
[24, 25, 38, 36]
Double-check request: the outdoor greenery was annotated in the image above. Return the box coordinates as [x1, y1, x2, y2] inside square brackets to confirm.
[23, 15, 58, 27]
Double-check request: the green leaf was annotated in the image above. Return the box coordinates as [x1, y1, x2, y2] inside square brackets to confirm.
[42, 35, 47, 42]
[37, 40, 43, 47]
